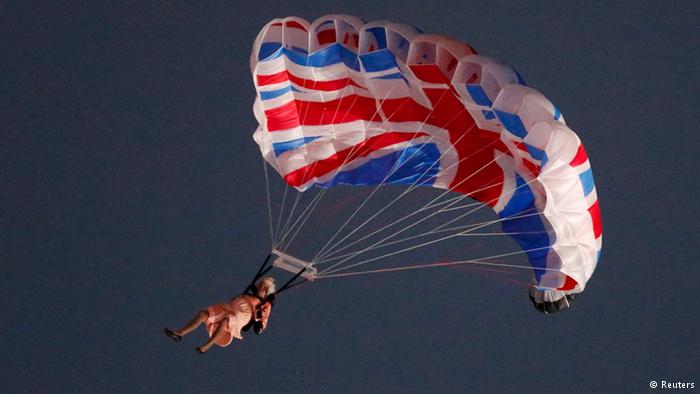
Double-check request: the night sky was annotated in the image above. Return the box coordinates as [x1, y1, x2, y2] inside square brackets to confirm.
[3, 1, 699, 393]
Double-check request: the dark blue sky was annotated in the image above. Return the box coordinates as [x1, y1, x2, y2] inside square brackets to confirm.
[3, 1, 699, 393]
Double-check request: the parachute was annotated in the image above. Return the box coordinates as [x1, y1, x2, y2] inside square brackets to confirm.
[249, 15, 602, 304]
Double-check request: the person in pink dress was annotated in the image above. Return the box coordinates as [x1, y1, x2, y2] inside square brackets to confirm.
[165, 277, 276, 353]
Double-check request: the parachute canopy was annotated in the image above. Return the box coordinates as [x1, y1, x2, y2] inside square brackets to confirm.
[250, 15, 601, 296]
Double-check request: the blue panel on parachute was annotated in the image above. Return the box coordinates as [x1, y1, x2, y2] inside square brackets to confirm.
[365, 27, 388, 50]
[360, 50, 399, 73]
[316, 143, 440, 188]
[525, 144, 548, 166]
[259, 43, 361, 71]
[466, 85, 493, 107]
[260, 85, 292, 100]
[499, 174, 551, 282]
[578, 168, 595, 196]
[493, 110, 528, 138]
[259, 42, 283, 61]
[272, 136, 321, 157]
[482, 110, 496, 120]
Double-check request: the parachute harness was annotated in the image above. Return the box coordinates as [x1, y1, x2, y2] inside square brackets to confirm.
[245, 252, 313, 301]
[241, 253, 312, 333]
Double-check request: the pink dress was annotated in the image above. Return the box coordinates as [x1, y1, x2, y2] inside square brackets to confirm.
[205, 295, 256, 347]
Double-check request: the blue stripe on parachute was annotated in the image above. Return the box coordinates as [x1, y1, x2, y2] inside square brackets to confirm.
[258, 43, 362, 71]
[260, 85, 292, 100]
[365, 27, 387, 50]
[578, 168, 595, 196]
[360, 50, 398, 73]
[553, 106, 561, 120]
[493, 110, 528, 138]
[272, 136, 320, 157]
[466, 85, 493, 106]
[316, 143, 440, 188]
[499, 174, 551, 282]
[259, 42, 283, 61]
[525, 143, 548, 166]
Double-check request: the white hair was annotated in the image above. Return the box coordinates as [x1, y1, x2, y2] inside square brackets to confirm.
[256, 276, 276, 294]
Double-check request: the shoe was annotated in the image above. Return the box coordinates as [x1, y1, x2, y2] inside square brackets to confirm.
[164, 328, 182, 342]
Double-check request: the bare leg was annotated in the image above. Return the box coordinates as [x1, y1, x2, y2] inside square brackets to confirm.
[174, 310, 209, 337]
[197, 318, 230, 353]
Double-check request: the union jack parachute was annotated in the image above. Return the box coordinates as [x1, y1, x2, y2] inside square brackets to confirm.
[250, 15, 602, 312]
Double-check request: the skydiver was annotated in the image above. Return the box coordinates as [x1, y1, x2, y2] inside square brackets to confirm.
[164, 276, 276, 353]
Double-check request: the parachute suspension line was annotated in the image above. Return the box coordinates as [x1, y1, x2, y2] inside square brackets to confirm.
[311, 88, 455, 262]
[275, 188, 304, 247]
[317, 173, 538, 275]
[430, 209, 541, 237]
[273, 55, 346, 249]
[315, 246, 556, 279]
[417, 181, 538, 238]
[440, 201, 491, 213]
[311, 99, 461, 263]
[277, 85, 403, 250]
[314, 128, 499, 263]
[318, 176, 540, 274]
[262, 158, 276, 246]
[273, 184, 289, 242]
[318, 176, 541, 276]
[316, 210, 542, 264]
[274, 60, 326, 246]
[274, 73, 366, 249]
[316, 158, 506, 274]
[276, 85, 402, 252]
[314, 184, 494, 264]
[278, 81, 416, 254]
[421, 195, 468, 210]
[279, 190, 328, 252]
[287, 74, 469, 259]
[277, 187, 326, 250]
[321, 229, 550, 278]
[281, 108, 406, 252]
[313, 103, 481, 262]
[247, 253, 274, 292]
[316, 145, 504, 267]
[311, 182, 528, 265]
[421, 195, 486, 213]
[315, 157, 501, 264]
[308, 89, 454, 262]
